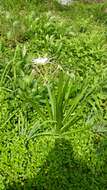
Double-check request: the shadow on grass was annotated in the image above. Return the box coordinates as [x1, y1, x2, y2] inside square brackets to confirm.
[6, 138, 106, 190]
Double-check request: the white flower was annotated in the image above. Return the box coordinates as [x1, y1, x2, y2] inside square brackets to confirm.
[58, 0, 73, 5]
[32, 57, 49, 65]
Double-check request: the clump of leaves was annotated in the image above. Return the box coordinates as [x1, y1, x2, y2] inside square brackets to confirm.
[27, 70, 95, 141]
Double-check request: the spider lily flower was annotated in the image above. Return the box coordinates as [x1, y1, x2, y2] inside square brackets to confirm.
[32, 57, 49, 65]
[59, 0, 73, 5]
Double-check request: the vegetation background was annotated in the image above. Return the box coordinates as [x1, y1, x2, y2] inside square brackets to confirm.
[0, 0, 107, 189]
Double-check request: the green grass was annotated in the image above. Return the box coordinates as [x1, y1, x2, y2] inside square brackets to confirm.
[1, 0, 107, 189]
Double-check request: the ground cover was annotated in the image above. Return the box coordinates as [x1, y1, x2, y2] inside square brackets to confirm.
[0, 0, 107, 189]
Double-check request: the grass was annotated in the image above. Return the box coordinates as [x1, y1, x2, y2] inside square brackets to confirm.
[1, 0, 107, 189]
